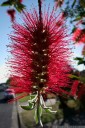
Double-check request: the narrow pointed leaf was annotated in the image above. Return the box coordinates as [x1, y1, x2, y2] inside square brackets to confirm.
[35, 110, 38, 124]
[74, 57, 83, 61]
[34, 106, 42, 125]
[1, 1, 11, 6]
[72, 0, 76, 8]
[15, 3, 25, 12]
[45, 108, 57, 113]
[69, 74, 79, 80]
[21, 102, 35, 110]
[73, 16, 82, 21]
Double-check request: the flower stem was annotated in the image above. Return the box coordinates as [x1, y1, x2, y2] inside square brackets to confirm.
[37, 88, 42, 126]
[38, 0, 42, 22]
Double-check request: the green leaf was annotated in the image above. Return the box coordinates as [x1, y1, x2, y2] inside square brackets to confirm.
[35, 110, 38, 124]
[78, 60, 84, 65]
[74, 57, 85, 65]
[45, 108, 57, 114]
[34, 106, 43, 127]
[69, 74, 79, 80]
[74, 57, 83, 61]
[73, 16, 82, 21]
[34, 106, 42, 125]
[39, 106, 42, 117]
[72, 0, 76, 8]
[1, 1, 12, 6]
[28, 94, 37, 103]
[15, 3, 25, 12]
[78, 61, 84, 65]
[71, 27, 77, 33]
[21, 102, 35, 110]
[30, 94, 36, 100]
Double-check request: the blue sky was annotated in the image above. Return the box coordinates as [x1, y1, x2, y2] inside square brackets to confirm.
[0, 0, 84, 83]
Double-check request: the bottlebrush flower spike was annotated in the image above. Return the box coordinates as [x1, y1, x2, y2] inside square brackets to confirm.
[7, 9, 15, 22]
[73, 28, 85, 43]
[70, 80, 79, 96]
[8, 8, 71, 96]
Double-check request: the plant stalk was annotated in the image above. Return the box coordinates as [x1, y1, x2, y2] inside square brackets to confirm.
[37, 88, 42, 126]
[38, 0, 42, 22]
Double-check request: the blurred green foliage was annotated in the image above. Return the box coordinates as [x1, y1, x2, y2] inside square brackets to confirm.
[1, 0, 25, 12]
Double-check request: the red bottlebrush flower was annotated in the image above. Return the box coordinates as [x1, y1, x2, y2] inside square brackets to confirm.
[9, 76, 31, 93]
[8, 8, 71, 96]
[73, 28, 85, 43]
[70, 80, 79, 96]
[19, 0, 23, 3]
[7, 9, 15, 22]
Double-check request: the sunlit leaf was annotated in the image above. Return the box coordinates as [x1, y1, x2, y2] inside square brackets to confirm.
[34, 106, 42, 125]
[30, 94, 36, 99]
[45, 108, 57, 113]
[21, 102, 35, 110]
[69, 74, 79, 80]
[35, 111, 38, 124]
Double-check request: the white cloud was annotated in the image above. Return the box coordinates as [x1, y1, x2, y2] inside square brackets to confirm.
[0, 64, 10, 83]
